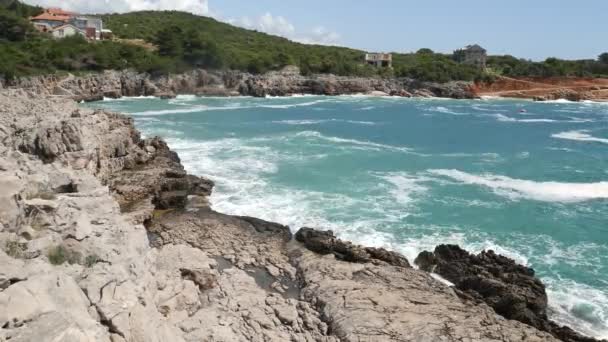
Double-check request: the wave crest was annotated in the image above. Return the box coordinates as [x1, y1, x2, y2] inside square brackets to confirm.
[429, 169, 608, 202]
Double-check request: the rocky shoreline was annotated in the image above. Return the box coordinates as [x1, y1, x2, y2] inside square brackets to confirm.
[0, 90, 604, 341]
[0, 68, 477, 101]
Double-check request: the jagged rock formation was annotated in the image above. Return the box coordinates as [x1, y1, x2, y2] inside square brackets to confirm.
[1, 68, 477, 101]
[415, 245, 604, 342]
[0, 90, 596, 341]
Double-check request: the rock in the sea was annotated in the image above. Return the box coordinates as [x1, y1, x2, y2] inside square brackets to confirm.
[415, 245, 603, 342]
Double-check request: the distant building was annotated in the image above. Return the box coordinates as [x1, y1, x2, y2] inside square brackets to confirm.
[30, 8, 111, 40]
[365, 53, 392, 68]
[30, 11, 71, 28]
[51, 24, 86, 39]
[453, 44, 487, 69]
[32, 22, 52, 33]
[70, 16, 105, 40]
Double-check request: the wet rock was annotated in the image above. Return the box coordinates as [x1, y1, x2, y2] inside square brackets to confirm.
[415, 244, 603, 342]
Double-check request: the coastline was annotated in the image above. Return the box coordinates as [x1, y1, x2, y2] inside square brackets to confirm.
[0, 90, 605, 341]
[0, 68, 478, 101]
[3, 69, 607, 103]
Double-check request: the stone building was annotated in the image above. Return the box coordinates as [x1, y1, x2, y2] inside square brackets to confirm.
[365, 53, 392, 68]
[453, 44, 487, 69]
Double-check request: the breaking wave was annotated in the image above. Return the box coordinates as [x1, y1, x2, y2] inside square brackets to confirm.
[272, 119, 377, 126]
[552, 130, 608, 144]
[295, 130, 420, 154]
[428, 169, 608, 203]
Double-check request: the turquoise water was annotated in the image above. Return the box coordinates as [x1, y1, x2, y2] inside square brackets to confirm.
[91, 95, 608, 338]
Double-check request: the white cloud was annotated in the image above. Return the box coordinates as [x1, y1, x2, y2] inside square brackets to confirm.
[228, 14, 340, 46]
[295, 26, 341, 45]
[23, 0, 340, 45]
[22, 0, 210, 15]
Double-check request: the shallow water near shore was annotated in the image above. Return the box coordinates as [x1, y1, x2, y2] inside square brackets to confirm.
[90, 95, 608, 338]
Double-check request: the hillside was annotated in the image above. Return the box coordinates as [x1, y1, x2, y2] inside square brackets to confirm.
[100, 11, 484, 81]
[0, 1, 606, 83]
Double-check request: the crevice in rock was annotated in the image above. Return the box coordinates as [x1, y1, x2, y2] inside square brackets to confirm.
[95, 305, 126, 339]
[0, 277, 27, 291]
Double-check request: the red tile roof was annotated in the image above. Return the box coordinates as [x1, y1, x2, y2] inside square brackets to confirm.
[31, 12, 72, 22]
[47, 8, 77, 16]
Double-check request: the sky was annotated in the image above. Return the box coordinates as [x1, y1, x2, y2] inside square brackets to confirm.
[22, 0, 607, 61]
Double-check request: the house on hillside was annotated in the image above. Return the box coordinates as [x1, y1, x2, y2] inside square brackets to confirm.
[70, 16, 105, 40]
[51, 23, 85, 39]
[30, 7, 111, 40]
[453, 44, 487, 69]
[365, 53, 392, 68]
[30, 11, 72, 29]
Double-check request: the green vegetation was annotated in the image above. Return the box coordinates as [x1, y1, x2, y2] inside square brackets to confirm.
[393, 49, 489, 83]
[488, 55, 608, 78]
[84, 254, 100, 267]
[47, 245, 82, 265]
[5, 240, 26, 258]
[0, 1, 606, 82]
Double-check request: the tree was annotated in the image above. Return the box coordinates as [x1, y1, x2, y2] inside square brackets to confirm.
[182, 29, 223, 69]
[154, 25, 184, 57]
[416, 48, 434, 55]
[0, 8, 32, 41]
[599, 53, 608, 64]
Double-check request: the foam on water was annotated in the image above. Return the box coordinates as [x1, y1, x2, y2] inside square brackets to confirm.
[545, 278, 608, 339]
[272, 119, 377, 126]
[428, 169, 608, 203]
[552, 130, 608, 144]
[295, 130, 420, 154]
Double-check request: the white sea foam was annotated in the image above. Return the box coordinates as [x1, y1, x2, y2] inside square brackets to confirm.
[428, 169, 608, 203]
[295, 131, 419, 154]
[260, 99, 327, 109]
[102, 95, 157, 101]
[541, 99, 577, 104]
[552, 130, 608, 144]
[491, 114, 591, 123]
[358, 106, 376, 111]
[373, 172, 429, 206]
[133, 105, 213, 115]
[272, 119, 377, 126]
[545, 278, 608, 339]
[430, 106, 469, 116]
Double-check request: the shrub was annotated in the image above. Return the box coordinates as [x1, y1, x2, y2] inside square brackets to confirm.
[48, 245, 82, 265]
[5, 240, 25, 258]
[84, 254, 100, 267]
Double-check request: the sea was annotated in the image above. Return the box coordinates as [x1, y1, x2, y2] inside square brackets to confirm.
[89, 94, 608, 339]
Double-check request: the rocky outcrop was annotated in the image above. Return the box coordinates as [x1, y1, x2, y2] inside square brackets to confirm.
[415, 245, 603, 342]
[295, 227, 410, 267]
[2, 67, 477, 100]
[474, 76, 608, 101]
[0, 90, 597, 341]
